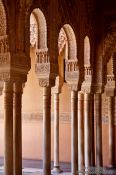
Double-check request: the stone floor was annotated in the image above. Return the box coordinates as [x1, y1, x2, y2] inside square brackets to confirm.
[0, 167, 71, 175]
[0, 158, 116, 175]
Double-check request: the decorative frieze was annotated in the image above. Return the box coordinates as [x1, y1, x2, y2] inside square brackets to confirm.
[0, 111, 114, 124]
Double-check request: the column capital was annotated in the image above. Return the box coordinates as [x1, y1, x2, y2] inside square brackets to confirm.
[0, 51, 30, 83]
[65, 59, 79, 91]
[35, 49, 58, 87]
[81, 66, 93, 93]
[105, 74, 116, 97]
[92, 83, 104, 94]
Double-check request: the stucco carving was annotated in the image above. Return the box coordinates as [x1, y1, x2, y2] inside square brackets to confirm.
[0, 0, 7, 36]
[30, 13, 38, 47]
[35, 49, 58, 87]
[105, 74, 116, 96]
[65, 59, 79, 89]
[81, 66, 93, 93]
[39, 78, 49, 87]
[58, 28, 67, 54]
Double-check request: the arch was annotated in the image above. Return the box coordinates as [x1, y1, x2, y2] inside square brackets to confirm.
[31, 8, 47, 49]
[0, 0, 7, 36]
[30, 13, 38, 47]
[60, 24, 77, 60]
[84, 36, 90, 66]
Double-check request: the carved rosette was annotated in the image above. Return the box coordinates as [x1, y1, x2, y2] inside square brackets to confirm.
[65, 59, 79, 90]
[35, 49, 58, 87]
[81, 65, 93, 93]
[105, 74, 116, 96]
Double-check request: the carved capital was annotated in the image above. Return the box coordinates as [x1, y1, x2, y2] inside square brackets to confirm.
[35, 49, 58, 87]
[0, 35, 9, 53]
[105, 74, 116, 96]
[92, 83, 104, 94]
[65, 59, 79, 88]
[81, 66, 93, 93]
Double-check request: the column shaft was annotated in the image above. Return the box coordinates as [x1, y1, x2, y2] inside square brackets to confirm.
[4, 82, 13, 175]
[13, 82, 23, 175]
[43, 87, 51, 175]
[94, 93, 102, 167]
[84, 93, 91, 168]
[52, 93, 62, 173]
[90, 94, 95, 166]
[78, 92, 84, 172]
[108, 96, 115, 167]
[71, 90, 78, 174]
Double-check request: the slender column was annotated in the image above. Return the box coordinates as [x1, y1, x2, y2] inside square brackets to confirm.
[71, 90, 78, 175]
[90, 94, 95, 166]
[84, 93, 91, 169]
[94, 93, 102, 167]
[13, 82, 23, 175]
[108, 96, 115, 167]
[52, 92, 62, 173]
[78, 92, 84, 172]
[43, 87, 51, 175]
[4, 82, 13, 175]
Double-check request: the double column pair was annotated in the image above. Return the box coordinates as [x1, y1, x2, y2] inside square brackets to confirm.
[4, 81, 23, 175]
[78, 93, 103, 174]
[52, 89, 78, 175]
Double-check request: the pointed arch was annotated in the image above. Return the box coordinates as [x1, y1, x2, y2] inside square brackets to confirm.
[31, 8, 47, 49]
[84, 36, 90, 66]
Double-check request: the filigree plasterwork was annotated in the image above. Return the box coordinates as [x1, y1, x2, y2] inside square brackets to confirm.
[35, 49, 58, 87]
[104, 33, 116, 63]
[0, 0, 7, 35]
[30, 13, 38, 47]
[0, 35, 9, 53]
[81, 65, 93, 93]
[65, 59, 79, 90]
[105, 74, 116, 96]
[58, 28, 67, 54]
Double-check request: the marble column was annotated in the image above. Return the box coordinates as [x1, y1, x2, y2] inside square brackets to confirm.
[71, 90, 78, 175]
[4, 82, 13, 175]
[108, 96, 115, 167]
[43, 87, 51, 175]
[84, 93, 91, 169]
[94, 93, 102, 167]
[78, 92, 84, 172]
[52, 92, 62, 173]
[90, 94, 95, 166]
[13, 82, 23, 175]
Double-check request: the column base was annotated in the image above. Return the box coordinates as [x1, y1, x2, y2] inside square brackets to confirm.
[105, 165, 116, 169]
[51, 166, 63, 174]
